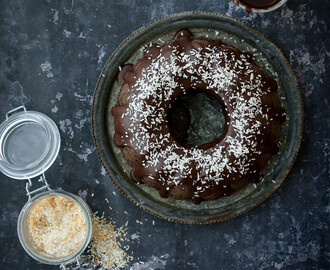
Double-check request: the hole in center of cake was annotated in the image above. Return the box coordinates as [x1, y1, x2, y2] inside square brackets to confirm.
[167, 89, 227, 148]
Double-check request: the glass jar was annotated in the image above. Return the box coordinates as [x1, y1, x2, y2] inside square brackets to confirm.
[0, 106, 93, 269]
[17, 189, 93, 268]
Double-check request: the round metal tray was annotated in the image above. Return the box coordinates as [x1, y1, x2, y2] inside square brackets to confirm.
[92, 12, 303, 224]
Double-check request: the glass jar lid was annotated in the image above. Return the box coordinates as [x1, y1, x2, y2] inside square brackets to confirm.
[0, 106, 60, 180]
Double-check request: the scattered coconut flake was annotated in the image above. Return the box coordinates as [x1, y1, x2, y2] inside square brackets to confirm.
[84, 214, 132, 270]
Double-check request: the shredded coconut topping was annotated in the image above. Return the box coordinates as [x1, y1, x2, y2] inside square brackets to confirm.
[27, 194, 87, 257]
[115, 38, 278, 196]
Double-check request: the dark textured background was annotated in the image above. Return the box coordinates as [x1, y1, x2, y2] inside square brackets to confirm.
[0, 0, 329, 269]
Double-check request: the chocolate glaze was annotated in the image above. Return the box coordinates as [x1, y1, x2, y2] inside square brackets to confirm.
[112, 29, 285, 204]
[117, 64, 134, 85]
[167, 94, 191, 145]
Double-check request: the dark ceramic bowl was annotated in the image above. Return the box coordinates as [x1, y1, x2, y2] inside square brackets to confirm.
[92, 12, 303, 224]
[233, 0, 289, 13]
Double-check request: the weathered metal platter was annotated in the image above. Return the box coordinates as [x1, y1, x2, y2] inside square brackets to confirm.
[92, 12, 303, 224]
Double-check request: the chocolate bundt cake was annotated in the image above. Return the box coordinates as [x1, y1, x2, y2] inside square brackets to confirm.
[111, 29, 285, 204]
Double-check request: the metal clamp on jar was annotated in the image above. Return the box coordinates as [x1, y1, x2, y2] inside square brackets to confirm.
[0, 106, 93, 269]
